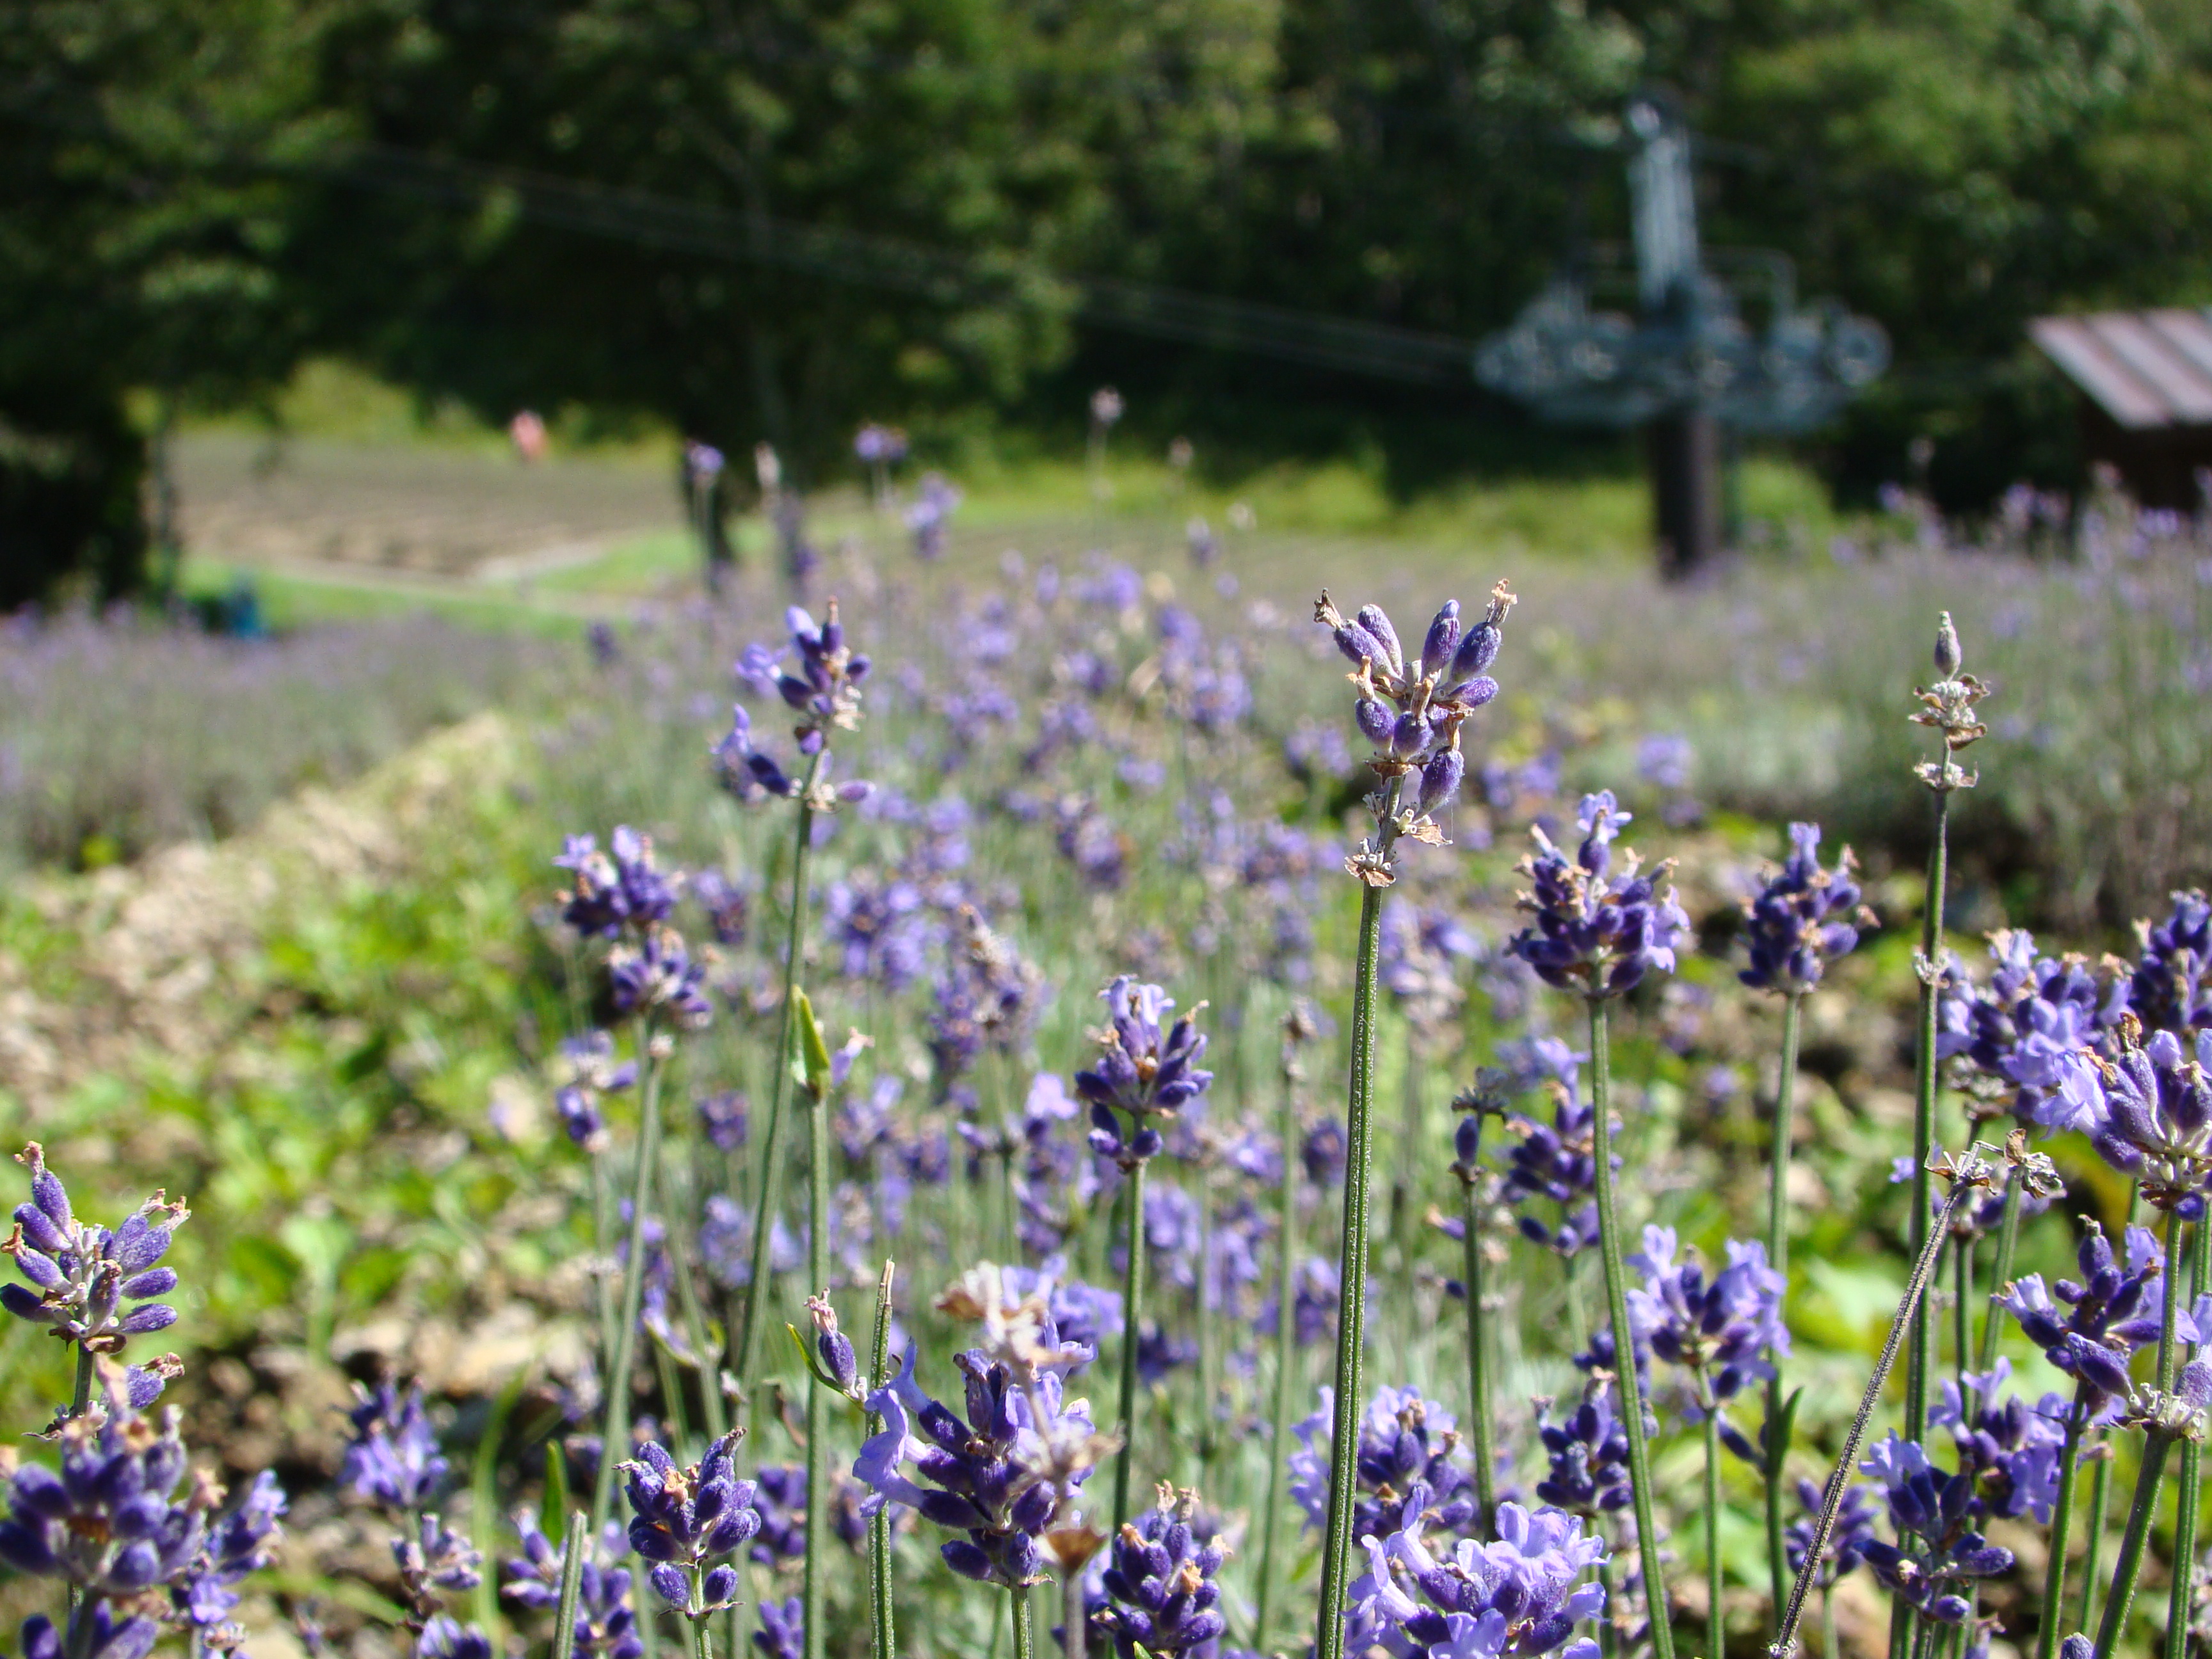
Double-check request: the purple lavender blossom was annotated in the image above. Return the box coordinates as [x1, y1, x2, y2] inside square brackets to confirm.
[554, 828, 678, 941]
[1785, 1477, 1877, 1587]
[607, 927, 714, 1029]
[1738, 822, 1867, 995]
[1287, 1386, 1478, 1543]
[1091, 1489, 1228, 1658]
[746, 1467, 807, 1566]
[2083, 1018, 2212, 1211]
[1506, 793, 1689, 999]
[695, 1091, 747, 1153]
[13, 1608, 157, 1659]
[1857, 1436, 2014, 1625]
[415, 1615, 495, 1659]
[1937, 930, 2126, 1128]
[689, 869, 749, 948]
[2131, 890, 2212, 1034]
[172, 1470, 287, 1646]
[713, 600, 874, 801]
[1928, 1362, 2067, 1521]
[1077, 978, 1213, 1169]
[553, 1034, 636, 1154]
[504, 1516, 642, 1659]
[339, 1381, 449, 1511]
[1313, 583, 1514, 886]
[1995, 1222, 2169, 1414]
[1347, 1502, 1607, 1659]
[1535, 1379, 1633, 1518]
[0, 1402, 204, 1592]
[907, 474, 961, 561]
[752, 1597, 805, 1659]
[1626, 1226, 1787, 1417]
[853, 1344, 1105, 1589]
[619, 1431, 761, 1617]
[1496, 1053, 1604, 1260]
[1, 1143, 188, 1354]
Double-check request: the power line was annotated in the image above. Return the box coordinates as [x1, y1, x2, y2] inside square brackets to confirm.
[323, 143, 1484, 385]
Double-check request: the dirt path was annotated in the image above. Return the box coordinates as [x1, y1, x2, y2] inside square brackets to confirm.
[173, 431, 678, 581]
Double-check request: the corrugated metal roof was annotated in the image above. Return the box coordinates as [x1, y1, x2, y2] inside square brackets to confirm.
[2032, 309, 2212, 429]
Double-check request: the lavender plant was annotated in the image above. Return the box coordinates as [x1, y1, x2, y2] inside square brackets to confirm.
[1507, 789, 1687, 1659]
[1310, 581, 1512, 1659]
[1738, 821, 1867, 1617]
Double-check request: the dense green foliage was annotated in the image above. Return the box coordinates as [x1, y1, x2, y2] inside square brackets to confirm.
[8, 0, 2212, 591]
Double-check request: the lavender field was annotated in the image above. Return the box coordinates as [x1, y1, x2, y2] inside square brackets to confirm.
[6, 484, 2212, 1659]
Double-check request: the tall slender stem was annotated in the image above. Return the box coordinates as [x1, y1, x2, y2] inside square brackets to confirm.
[1110, 1154, 1150, 1530]
[69, 1345, 93, 1419]
[2167, 1217, 2207, 1659]
[552, 1511, 589, 1659]
[1198, 1161, 1221, 1469]
[2092, 1429, 2176, 1658]
[1588, 998, 1676, 1659]
[593, 1158, 620, 1380]
[2035, 1388, 2090, 1659]
[591, 1022, 666, 1533]
[1764, 992, 1804, 1624]
[2091, 1204, 2188, 1657]
[1459, 1129, 1498, 1535]
[2076, 1192, 2141, 1639]
[803, 1060, 834, 1659]
[1952, 1229, 1973, 1399]
[1704, 1406, 1725, 1659]
[733, 751, 824, 1388]
[1011, 1585, 1036, 1659]
[869, 1261, 898, 1659]
[1772, 1157, 1978, 1659]
[1905, 792, 1950, 1447]
[1315, 882, 1386, 1659]
[1255, 1061, 1304, 1649]
[1975, 1178, 2025, 1374]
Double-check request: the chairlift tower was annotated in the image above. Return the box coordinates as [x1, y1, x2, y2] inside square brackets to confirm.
[1476, 97, 1888, 575]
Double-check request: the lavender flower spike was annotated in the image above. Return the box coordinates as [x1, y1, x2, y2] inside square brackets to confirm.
[620, 1430, 762, 1617]
[2085, 1014, 2212, 1212]
[1091, 1486, 1229, 1658]
[2, 1144, 189, 1354]
[339, 1381, 450, 1512]
[1315, 581, 1513, 888]
[1506, 792, 1690, 999]
[1076, 977, 1214, 1157]
[0, 1397, 206, 1592]
[1346, 1501, 1607, 1659]
[1739, 823, 1868, 995]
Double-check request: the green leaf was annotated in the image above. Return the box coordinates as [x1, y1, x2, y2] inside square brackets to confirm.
[541, 1440, 570, 1541]
[791, 986, 833, 1099]
[1771, 1386, 1806, 1479]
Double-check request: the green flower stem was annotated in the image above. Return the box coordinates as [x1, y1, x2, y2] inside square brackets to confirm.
[1459, 1127, 1498, 1535]
[592, 1158, 620, 1383]
[1704, 1406, 1724, 1659]
[1952, 1229, 1973, 1402]
[733, 749, 824, 1389]
[802, 1064, 833, 1659]
[1315, 880, 1386, 1659]
[2092, 1428, 2176, 1659]
[2166, 1216, 2208, 1659]
[1905, 790, 1950, 1448]
[868, 1261, 898, 1659]
[69, 1345, 92, 1419]
[1588, 998, 1676, 1659]
[1597, 1559, 1619, 1659]
[1773, 1153, 1980, 1659]
[692, 1610, 713, 1659]
[1975, 1178, 2026, 1374]
[551, 1511, 589, 1659]
[1110, 1152, 1150, 1531]
[591, 1018, 666, 1534]
[2091, 1203, 2188, 1658]
[2033, 1386, 2090, 1659]
[1764, 991, 1805, 1623]
[1198, 1160, 1221, 1469]
[1254, 1055, 1304, 1649]
[1011, 1585, 1036, 1659]
[2076, 1190, 2141, 1639]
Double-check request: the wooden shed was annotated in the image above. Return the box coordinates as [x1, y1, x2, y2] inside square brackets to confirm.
[2030, 309, 2212, 509]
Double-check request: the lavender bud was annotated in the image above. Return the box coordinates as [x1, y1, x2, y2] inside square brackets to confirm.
[1450, 621, 1501, 680]
[1420, 601, 1461, 679]
[701, 1564, 739, 1608]
[1418, 748, 1464, 815]
[1355, 700, 1394, 745]
[1334, 621, 1387, 670]
[1934, 611, 1962, 677]
[1354, 605, 1404, 673]
[649, 1564, 688, 1608]
[1454, 1116, 1482, 1168]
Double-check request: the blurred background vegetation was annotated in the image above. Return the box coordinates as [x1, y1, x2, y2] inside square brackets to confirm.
[9, 0, 2212, 601]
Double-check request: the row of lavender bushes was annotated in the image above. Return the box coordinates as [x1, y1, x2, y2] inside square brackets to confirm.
[6, 515, 2212, 1659]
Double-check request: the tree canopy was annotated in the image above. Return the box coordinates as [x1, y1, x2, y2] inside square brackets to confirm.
[6, 0, 2211, 593]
